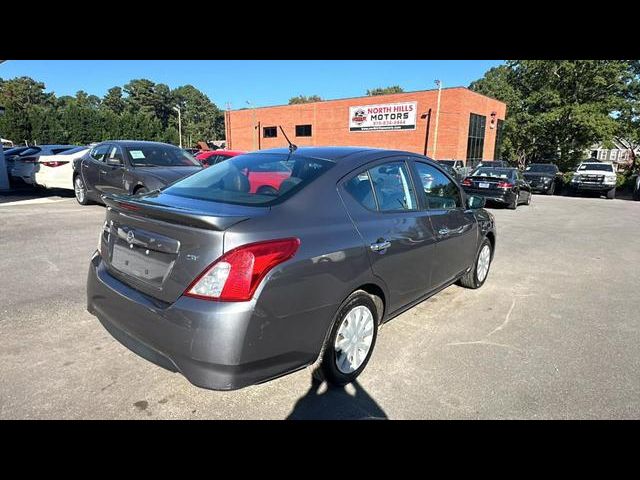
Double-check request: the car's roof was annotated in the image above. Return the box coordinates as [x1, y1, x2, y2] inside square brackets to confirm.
[254, 146, 408, 161]
[98, 140, 178, 148]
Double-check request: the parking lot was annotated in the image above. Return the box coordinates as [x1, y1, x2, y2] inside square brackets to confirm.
[1, 192, 639, 419]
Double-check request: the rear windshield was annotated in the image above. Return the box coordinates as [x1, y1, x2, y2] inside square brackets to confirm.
[472, 167, 515, 179]
[19, 147, 42, 156]
[526, 164, 557, 173]
[56, 146, 86, 155]
[125, 144, 200, 167]
[578, 163, 614, 172]
[163, 152, 335, 206]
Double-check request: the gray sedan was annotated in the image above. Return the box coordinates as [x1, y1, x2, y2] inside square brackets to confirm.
[87, 147, 496, 390]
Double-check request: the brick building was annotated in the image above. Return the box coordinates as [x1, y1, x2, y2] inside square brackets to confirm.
[224, 87, 507, 164]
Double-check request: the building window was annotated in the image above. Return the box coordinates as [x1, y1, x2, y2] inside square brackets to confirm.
[263, 126, 277, 138]
[295, 124, 312, 137]
[493, 119, 504, 160]
[599, 150, 608, 160]
[466, 113, 486, 163]
[590, 150, 598, 159]
[610, 150, 618, 161]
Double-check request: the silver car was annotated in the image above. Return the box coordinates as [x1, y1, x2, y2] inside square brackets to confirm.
[87, 147, 496, 390]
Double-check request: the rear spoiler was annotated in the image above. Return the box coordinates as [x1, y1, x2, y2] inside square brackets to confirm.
[101, 193, 251, 231]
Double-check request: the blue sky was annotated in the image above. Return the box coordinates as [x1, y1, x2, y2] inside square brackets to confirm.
[0, 60, 503, 109]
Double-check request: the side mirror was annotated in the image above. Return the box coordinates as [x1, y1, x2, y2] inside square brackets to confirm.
[466, 195, 485, 209]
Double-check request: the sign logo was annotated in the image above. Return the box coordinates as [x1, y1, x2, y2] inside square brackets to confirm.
[126, 230, 135, 244]
[349, 101, 417, 132]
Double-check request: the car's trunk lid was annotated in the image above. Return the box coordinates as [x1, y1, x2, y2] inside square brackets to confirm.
[100, 191, 268, 304]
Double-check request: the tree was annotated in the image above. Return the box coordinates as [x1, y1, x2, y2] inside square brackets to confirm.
[172, 85, 225, 144]
[366, 85, 404, 96]
[288, 95, 322, 105]
[470, 61, 630, 171]
[101, 87, 126, 114]
[0, 76, 56, 143]
[614, 61, 640, 173]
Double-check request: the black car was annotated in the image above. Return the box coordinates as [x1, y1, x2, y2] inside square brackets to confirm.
[523, 163, 561, 195]
[461, 166, 532, 210]
[72, 141, 203, 205]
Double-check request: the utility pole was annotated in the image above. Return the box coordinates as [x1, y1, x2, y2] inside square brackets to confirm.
[432, 79, 443, 160]
[172, 105, 182, 148]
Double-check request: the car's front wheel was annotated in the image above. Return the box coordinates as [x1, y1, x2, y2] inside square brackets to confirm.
[458, 238, 493, 289]
[606, 187, 616, 199]
[314, 291, 379, 387]
[74, 175, 91, 205]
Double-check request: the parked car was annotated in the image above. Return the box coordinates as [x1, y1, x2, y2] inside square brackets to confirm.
[87, 146, 497, 390]
[523, 163, 561, 195]
[633, 174, 640, 201]
[3, 146, 39, 177]
[72, 141, 203, 205]
[567, 161, 617, 199]
[437, 160, 465, 180]
[461, 166, 532, 209]
[195, 150, 246, 167]
[33, 146, 90, 190]
[10, 145, 78, 184]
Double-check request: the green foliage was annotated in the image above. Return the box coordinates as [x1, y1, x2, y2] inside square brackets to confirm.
[470, 61, 636, 171]
[288, 95, 322, 105]
[0, 76, 225, 147]
[366, 85, 404, 96]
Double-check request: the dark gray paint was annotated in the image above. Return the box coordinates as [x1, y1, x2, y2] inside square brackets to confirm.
[87, 146, 496, 390]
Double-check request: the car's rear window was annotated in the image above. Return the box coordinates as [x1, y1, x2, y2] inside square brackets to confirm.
[472, 167, 515, 179]
[164, 152, 335, 206]
[526, 164, 557, 173]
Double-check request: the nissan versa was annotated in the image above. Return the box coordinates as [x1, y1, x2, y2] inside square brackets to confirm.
[87, 147, 497, 390]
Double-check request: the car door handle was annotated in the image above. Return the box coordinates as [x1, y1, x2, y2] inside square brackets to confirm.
[370, 240, 391, 252]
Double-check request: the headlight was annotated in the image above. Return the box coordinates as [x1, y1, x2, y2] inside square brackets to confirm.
[571, 174, 580, 182]
[604, 175, 616, 184]
[542, 177, 551, 183]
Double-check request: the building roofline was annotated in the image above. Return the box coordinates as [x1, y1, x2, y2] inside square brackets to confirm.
[229, 86, 505, 112]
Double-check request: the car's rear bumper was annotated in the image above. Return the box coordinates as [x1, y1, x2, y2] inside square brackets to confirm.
[86, 252, 322, 390]
[463, 187, 516, 204]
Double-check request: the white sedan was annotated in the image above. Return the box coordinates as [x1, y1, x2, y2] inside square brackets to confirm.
[33, 147, 89, 190]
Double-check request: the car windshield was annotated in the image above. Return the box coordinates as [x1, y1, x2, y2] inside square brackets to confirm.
[578, 163, 614, 172]
[163, 152, 335, 206]
[526, 164, 557, 173]
[471, 167, 514, 179]
[126, 144, 200, 167]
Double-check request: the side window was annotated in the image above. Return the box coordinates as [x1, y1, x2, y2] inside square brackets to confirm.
[91, 145, 110, 162]
[368, 161, 417, 211]
[108, 146, 123, 164]
[344, 171, 377, 211]
[414, 162, 462, 210]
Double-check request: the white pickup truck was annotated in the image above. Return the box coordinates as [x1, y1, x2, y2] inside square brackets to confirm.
[568, 162, 618, 199]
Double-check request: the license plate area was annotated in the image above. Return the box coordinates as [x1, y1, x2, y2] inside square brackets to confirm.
[479, 182, 490, 188]
[111, 242, 174, 287]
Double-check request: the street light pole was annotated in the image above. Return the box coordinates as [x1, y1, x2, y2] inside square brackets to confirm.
[432, 79, 443, 160]
[172, 105, 182, 148]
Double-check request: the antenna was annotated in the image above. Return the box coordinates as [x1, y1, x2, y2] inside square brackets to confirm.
[279, 125, 297, 153]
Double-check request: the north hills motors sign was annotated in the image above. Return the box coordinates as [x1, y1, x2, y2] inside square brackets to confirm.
[349, 101, 417, 132]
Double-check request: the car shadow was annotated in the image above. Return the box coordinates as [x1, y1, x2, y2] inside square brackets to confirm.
[0, 182, 74, 204]
[286, 371, 388, 420]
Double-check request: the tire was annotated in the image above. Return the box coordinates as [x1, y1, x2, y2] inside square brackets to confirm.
[606, 187, 616, 199]
[74, 174, 91, 205]
[313, 290, 379, 387]
[458, 238, 493, 289]
[633, 188, 640, 201]
[547, 182, 555, 195]
[508, 192, 518, 210]
[134, 186, 149, 195]
[525, 192, 532, 205]
[256, 185, 278, 196]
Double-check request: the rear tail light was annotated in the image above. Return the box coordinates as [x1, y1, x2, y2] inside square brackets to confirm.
[41, 161, 69, 168]
[185, 238, 300, 302]
[497, 181, 514, 188]
[461, 178, 472, 186]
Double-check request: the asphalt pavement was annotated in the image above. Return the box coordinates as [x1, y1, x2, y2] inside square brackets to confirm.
[1, 192, 639, 419]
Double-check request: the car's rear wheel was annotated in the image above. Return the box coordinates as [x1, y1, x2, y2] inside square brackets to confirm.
[508, 192, 518, 210]
[525, 192, 532, 205]
[74, 175, 90, 205]
[314, 291, 379, 387]
[458, 238, 492, 289]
